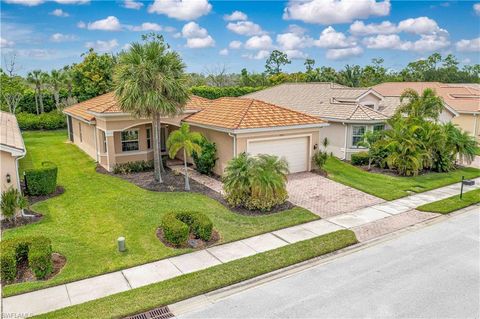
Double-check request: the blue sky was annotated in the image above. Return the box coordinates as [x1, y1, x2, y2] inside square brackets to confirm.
[1, 0, 479, 75]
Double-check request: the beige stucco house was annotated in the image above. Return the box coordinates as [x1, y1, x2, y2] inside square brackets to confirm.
[374, 82, 479, 142]
[245, 82, 458, 160]
[0, 111, 26, 194]
[63, 93, 327, 176]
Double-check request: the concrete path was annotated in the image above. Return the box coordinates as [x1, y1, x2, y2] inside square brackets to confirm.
[3, 177, 479, 317]
[177, 206, 480, 319]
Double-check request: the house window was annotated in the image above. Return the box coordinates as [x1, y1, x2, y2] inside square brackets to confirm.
[373, 124, 385, 132]
[78, 122, 82, 142]
[121, 129, 139, 152]
[102, 131, 107, 153]
[352, 125, 366, 147]
[146, 127, 152, 149]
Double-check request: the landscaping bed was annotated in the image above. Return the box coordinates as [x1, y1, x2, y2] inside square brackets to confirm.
[156, 228, 220, 249]
[33, 230, 357, 319]
[1, 210, 43, 230]
[5, 253, 66, 285]
[24, 186, 65, 205]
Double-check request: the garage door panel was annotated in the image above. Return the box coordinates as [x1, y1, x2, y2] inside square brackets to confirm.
[247, 137, 309, 173]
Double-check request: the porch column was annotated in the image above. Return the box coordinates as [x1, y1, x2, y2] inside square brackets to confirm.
[105, 131, 116, 172]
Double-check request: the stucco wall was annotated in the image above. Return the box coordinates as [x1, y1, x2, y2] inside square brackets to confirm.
[319, 122, 346, 158]
[71, 118, 97, 160]
[453, 113, 479, 141]
[359, 93, 381, 110]
[438, 108, 455, 124]
[0, 150, 19, 193]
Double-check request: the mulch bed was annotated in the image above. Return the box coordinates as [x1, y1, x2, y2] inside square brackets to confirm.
[156, 228, 220, 249]
[4, 253, 66, 285]
[1, 210, 43, 230]
[24, 186, 65, 205]
[98, 165, 295, 216]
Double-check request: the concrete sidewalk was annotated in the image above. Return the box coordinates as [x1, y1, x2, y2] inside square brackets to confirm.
[3, 178, 479, 317]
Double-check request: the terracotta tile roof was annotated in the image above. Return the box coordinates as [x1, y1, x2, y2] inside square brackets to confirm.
[373, 82, 480, 113]
[184, 97, 325, 130]
[244, 82, 398, 121]
[0, 111, 25, 152]
[63, 92, 211, 121]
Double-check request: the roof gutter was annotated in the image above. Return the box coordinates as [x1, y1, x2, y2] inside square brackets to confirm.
[185, 122, 329, 134]
[321, 117, 387, 124]
[63, 111, 96, 125]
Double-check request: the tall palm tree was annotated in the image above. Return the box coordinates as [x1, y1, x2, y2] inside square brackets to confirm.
[398, 88, 444, 120]
[27, 70, 42, 114]
[166, 123, 202, 191]
[62, 66, 74, 99]
[114, 34, 190, 183]
[49, 70, 62, 110]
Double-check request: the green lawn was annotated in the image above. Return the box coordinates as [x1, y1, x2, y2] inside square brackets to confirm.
[324, 157, 480, 201]
[417, 189, 480, 214]
[34, 230, 357, 319]
[3, 130, 318, 297]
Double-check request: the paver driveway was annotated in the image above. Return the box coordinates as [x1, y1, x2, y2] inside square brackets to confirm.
[286, 172, 384, 218]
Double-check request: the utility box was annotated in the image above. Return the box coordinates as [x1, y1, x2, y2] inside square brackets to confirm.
[118, 237, 126, 252]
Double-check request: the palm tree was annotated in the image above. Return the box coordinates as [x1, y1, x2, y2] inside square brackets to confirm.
[27, 70, 42, 114]
[62, 66, 74, 99]
[114, 34, 190, 183]
[166, 123, 202, 191]
[443, 123, 477, 165]
[398, 88, 444, 120]
[223, 152, 254, 207]
[48, 70, 62, 110]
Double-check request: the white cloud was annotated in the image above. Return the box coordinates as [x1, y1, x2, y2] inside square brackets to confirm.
[229, 40, 242, 49]
[85, 39, 119, 52]
[326, 46, 363, 60]
[411, 34, 450, 52]
[349, 20, 397, 36]
[164, 26, 176, 33]
[244, 35, 272, 50]
[123, 0, 143, 9]
[0, 37, 15, 48]
[286, 24, 307, 35]
[219, 48, 229, 56]
[363, 34, 411, 50]
[283, 0, 390, 24]
[77, 21, 86, 28]
[50, 33, 76, 42]
[456, 37, 480, 52]
[128, 22, 163, 32]
[181, 22, 215, 48]
[224, 10, 248, 21]
[277, 32, 312, 50]
[474, 3, 480, 15]
[285, 49, 308, 59]
[54, 0, 89, 4]
[86, 16, 122, 31]
[226, 21, 264, 36]
[314, 26, 354, 48]
[243, 50, 271, 60]
[148, 0, 212, 20]
[397, 17, 447, 35]
[4, 0, 44, 6]
[50, 9, 69, 17]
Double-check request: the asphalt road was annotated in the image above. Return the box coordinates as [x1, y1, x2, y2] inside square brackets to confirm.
[178, 206, 480, 319]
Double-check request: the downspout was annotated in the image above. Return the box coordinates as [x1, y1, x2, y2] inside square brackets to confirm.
[342, 122, 348, 160]
[93, 126, 99, 162]
[474, 114, 478, 138]
[228, 133, 237, 157]
[66, 115, 71, 141]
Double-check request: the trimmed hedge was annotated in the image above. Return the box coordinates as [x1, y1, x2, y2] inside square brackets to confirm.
[190, 86, 263, 99]
[16, 111, 67, 130]
[113, 160, 155, 174]
[0, 236, 53, 283]
[351, 152, 370, 166]
[25, 161, 58, 195]
[161, 212, 213, 246]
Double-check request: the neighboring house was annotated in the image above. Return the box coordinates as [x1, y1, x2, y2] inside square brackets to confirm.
[0, 111, 26, 194]
[245, 82, 458, 159]
[374, 82, 479, 142]
[63, 94, 327, 175]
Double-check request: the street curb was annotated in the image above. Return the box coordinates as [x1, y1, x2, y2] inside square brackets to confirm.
[168, 204, 479, 317]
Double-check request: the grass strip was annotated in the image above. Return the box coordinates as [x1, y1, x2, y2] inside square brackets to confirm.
[417, 189, 480, 214]
[34, 230, 357, 319]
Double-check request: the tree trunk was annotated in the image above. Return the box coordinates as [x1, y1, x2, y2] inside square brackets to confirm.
[34, 89, 39, 115]
[183, 148, 190, 191]
[156, 116, 166, 174]
[39, 85, 44, 113]
[152, 113, 163, 183]
[54, 91, 60, 110]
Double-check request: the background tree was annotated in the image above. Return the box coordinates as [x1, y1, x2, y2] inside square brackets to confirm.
[265, 50, 291, 75]
[114, 33, 190, 183]
[27, 70, 44, 114]
[304, 58, 315, 72]
[398, 88, 444, 120]
[166, 123, 203, 191]
[48, 70, 62, 110]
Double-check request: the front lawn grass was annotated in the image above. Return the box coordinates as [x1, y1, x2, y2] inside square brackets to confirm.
[34, 230, 357, 319]
[3, 130, 318, 297]
[324, 157, 480, 201]
[417, 189, 480, 214]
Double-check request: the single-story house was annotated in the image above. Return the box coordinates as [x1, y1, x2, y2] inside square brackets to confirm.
[374, 82, 479, 142]
[0, 111, 26, 194]
[244, 82, 458, 159]
[63, 93, 327, 175]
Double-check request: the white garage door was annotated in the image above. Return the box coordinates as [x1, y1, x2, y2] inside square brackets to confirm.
[247, 136, 309, 173]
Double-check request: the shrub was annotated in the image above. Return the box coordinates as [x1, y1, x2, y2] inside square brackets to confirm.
[113, 160, 154, 174]
[161, 212, 213, 246]
[312, 151, 329, 170]
[223, 153, 289, 211]
[16, 111, 67, 130]
[25, 161, 58, 195]
[0, 236, 53, 283]
[190, 86, 263, 99]
[0, 188, 28, 221]
[351, 152, 370, 166]
[192, 138, 218, 175]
